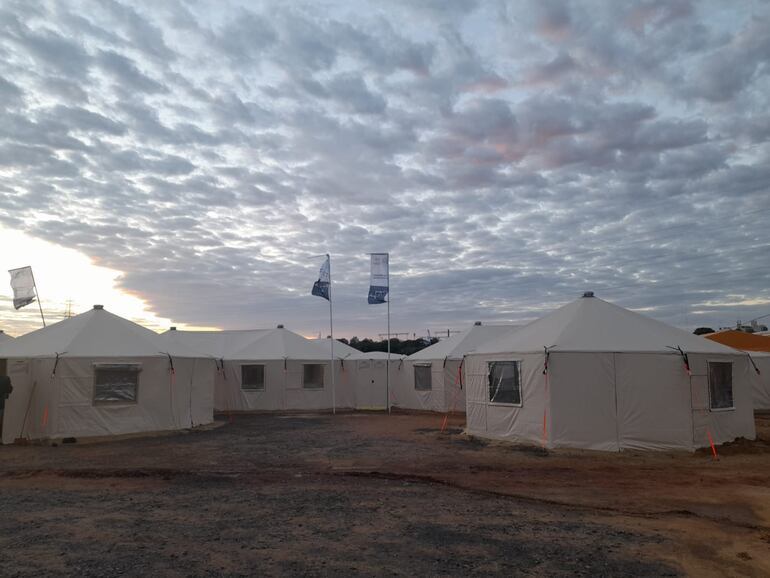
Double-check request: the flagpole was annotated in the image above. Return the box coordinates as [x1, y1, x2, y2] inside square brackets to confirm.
[328, 253, 335, 415]
[386, 252, 391, 415]
[30, 269, 46, 327]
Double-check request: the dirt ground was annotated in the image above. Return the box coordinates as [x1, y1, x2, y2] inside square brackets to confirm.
[1, 411, 769, 577]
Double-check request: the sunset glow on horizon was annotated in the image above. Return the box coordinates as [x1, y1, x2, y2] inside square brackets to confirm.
[0, 225, 218, 336]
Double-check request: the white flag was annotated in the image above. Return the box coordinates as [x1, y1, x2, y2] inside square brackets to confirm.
[8, 266, 36, 310]
[311, 255, 330, 301]
[368, 253, 389, 304]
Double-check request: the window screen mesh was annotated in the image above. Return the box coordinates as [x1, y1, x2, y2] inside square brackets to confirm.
[488, 361, 521, 404]
[241, 365, 265, 390]
[303, 364, 324, 389]
[708, 361, 734, 410]
[94, 365, 139, 403]
[414, 365, 432, 391]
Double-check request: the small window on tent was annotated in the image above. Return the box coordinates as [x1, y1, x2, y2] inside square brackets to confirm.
[488, 361, 521, 405]
[93, 364, 140, 404]
[708, 361, 734, 410]
[414, 364, 432, 391]
[241, 365, 265, 390]
[303, 364, 325, 389]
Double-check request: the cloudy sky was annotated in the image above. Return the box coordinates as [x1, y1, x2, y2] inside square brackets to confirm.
[0, 0, 769, 338]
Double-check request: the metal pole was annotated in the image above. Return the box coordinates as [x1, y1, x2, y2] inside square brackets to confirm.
[30, 268, 46, 327]
[386, 252, 391, 414]
[328, 254, 335, 415]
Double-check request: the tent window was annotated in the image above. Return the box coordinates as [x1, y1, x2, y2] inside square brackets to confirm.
[303, 364, 324, 389]
[241, 365, 265, 391]
[488, 361, 521, 405]
[708, 361, 734, 410]
[93, 364, 140, 404]
[414, 364, 432, 391]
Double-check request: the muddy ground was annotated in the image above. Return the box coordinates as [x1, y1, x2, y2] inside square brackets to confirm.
[1, 412, 769, 577]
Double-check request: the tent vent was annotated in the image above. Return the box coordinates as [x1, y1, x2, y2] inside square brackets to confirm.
[170, 326, 177, 331]
[93, 304, 104, 310]
[474, 321, 482, 326]
[582, 291, 595, 298]
[277, 324, 284, 329]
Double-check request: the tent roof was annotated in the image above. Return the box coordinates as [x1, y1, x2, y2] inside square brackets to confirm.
[311, 339, 406, 360]
[409, 324, 519, 360]
[0, 306, 199, 359]
[162, 328, 332, 361]
[476, 294, 737, 354]
[352, 350, 406, 360]
[159, 329, 269, 359]
[0, 331, 13, 342]
[312, 338, 361, 359]
[704, 330, 770, 353]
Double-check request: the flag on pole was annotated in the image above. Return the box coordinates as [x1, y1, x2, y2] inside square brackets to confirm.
[8, 266, 37, 310]
[368, 253, 389, 304]
[311, 255, 330, 301]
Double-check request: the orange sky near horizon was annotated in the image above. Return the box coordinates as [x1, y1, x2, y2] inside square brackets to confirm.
[0, 225, 219, 337]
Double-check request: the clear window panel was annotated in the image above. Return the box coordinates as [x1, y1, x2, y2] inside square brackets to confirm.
[241, 365, 265, 390]
[414, 365, 432, 391]
[708, 362, 733, 410]
[488, 361, 521, 405]
[303, 364, 325, 389]
[94, 365, 139, 403]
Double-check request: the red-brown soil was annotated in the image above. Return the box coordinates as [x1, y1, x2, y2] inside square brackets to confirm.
[1, 411, 769, 576]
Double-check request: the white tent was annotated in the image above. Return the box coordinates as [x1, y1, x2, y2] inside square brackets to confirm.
[0, 306, 215, 444]
[702, 330, 770, 410]
[312, 338, 405, 410]
[465, 293, 756, 452]
[162, 327, 354, 412]
[351, 352, 405, 410]
[394, 323, 517, 413]
[0, 331, 13, 380]
[313, 337, 361, 361]
[314, 338, 403, 410]
[747, 353, 770, 410]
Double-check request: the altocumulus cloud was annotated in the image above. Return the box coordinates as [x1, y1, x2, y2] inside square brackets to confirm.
[0, 0, 769, 336]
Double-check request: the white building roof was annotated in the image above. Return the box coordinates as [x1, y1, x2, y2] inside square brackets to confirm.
[161, 327, 332, 361]
[476, 294, 738, 354]
[409, 323, 519, 360]
[312, 338, 406, 360]
[312, 338, 361, 359]
[355, 350, 406, 360]
[0, 306, 199, 359]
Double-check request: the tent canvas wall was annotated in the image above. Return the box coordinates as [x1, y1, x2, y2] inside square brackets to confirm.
[0, 306, 215, 445]
[704, 330, 770, 410]
[745, 353, 770, 410]
[465, 294, 756, 452]
[394, 324, 517, 413]
[351, 351, 405, 411]
[163, 328, 354, 412]
[313, 338, 403, 410]
[0, 331, 13, 377]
